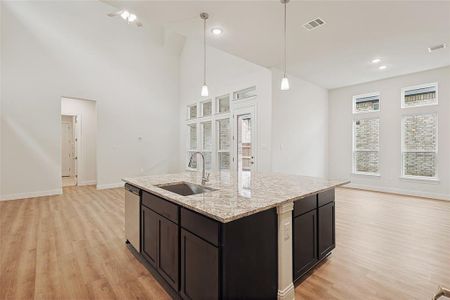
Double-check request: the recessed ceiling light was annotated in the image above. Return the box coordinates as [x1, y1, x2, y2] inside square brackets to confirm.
[211, 28, 223, 35]
[379, 65, 387, 70]
[371, 58, 381, 64]
[128, 14, 137, 22]
[107, 9, 143, 27]
[120, 10, 130, 20]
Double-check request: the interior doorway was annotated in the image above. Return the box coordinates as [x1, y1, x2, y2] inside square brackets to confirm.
[61, 115, 77, 186]
[61, 97, 97, 190]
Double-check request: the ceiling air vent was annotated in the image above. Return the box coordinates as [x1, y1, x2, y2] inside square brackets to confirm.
[428, 43, 447, 53]
[303, 18, 326, 31]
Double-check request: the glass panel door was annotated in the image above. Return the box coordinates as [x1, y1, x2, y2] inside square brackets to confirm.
[237, 114, 253, 175]
[234, 105, 256, 189]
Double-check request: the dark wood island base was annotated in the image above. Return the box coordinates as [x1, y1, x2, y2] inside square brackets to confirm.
[127, 188, 335, 299]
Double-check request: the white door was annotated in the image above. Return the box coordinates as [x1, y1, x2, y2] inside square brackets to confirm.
[61, 118, 74, 177]
[233, 106, 256, 179]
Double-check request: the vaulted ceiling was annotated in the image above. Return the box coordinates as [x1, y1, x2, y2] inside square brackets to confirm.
[103, 1, 450, 89]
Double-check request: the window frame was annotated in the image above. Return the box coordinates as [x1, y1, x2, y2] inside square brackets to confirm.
[185, 98, 232, 172]
[186, 122, 199, 171]
[216, 116, 231, 171]
[352, 92, 381, 114]
[401, 82, 438, 109]
[233, 86, 257, 101]
[200, 120, 213, 171]
[400, 112, 439, 181]
[187, 104, 198, 120]
[200, 99, 213, 118]
[352, 117, 381, 176]
[215, 94, 231, 115]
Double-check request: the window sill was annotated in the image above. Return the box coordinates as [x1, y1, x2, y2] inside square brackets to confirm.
[401, 102, 438, 109]
[352, 172, 381, 177]
[215, 112, 231, 117]
[400, 176, 440, 183]
[352, 109, 380, 115]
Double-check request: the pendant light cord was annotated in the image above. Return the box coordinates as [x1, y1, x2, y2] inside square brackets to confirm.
[203, 17, 207, 85]
[283, 1, 287, 77]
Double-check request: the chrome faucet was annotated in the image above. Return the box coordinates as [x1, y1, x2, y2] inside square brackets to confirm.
[188, 152, 210, 185]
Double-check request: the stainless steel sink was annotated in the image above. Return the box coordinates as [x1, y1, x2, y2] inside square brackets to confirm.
[156, 182, 217, 196]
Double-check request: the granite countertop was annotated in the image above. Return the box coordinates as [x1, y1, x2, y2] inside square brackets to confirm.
[123, 171, 349, 223]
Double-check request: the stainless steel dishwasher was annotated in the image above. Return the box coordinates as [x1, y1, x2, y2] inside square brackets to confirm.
[125, 183, 140, 252]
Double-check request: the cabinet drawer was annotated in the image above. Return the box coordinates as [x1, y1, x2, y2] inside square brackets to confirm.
[318, 189, 335, 207]
[142, 191, 179, 224]
[181, 208, 220, 247]
[294, 194, 317, 217]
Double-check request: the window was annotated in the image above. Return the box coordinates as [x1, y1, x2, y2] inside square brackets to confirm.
[401, 83, 437, 108]
[401, 113, 438, 179]
[201, 121, 212, 170]
[201, 100, 212, 117]
[187, 104, 197, 120]
[215, 94, 230, 114]
[187, 124, 198, 169]
[233, 86, 256, 101]
[353, 118, 380, 175]
[353, 93, 380, 113]
[216, 118, 231, 170]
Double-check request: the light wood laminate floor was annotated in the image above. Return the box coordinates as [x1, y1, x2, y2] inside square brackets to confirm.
[1, 186, 449, 300]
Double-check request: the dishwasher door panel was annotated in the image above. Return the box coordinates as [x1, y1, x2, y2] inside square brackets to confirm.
[125, 190, 140, 252]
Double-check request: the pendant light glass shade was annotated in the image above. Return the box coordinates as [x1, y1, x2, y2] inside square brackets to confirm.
[201, 84, 209, 97]
[280, 76, 290, 91]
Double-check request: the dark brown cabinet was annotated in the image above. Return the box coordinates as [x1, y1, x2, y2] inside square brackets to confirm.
[180, 229, 219, 300]
[141, 202, 179, 290]
[293, 209, 317, 281]
[137, 188, 331, 299]
[158, 217, 179, 289]
[318, 201, 335, 259]
[293, 189, 335, 283]
[141, 205, 158, 267]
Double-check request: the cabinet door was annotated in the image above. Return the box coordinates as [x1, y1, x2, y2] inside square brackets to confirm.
[158, 217, 179, 290]
[141, 206, 158, 267]
[293, 210, 318, 281]
[318, 202, 335, 258]
[180, 229, 219, 300]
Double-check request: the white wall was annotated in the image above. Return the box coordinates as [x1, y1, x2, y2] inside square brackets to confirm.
[1, 1, 180, 200]
[328, 66, 450, 200]
[271, 69, 329, 178]
[178, 38, 273, 172]
[61, 97, 97, 186]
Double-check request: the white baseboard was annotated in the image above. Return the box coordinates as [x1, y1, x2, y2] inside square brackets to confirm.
[343, 183, 450, 201]
[96, 182, 124, 190]
[0, 188, 63, 201]
[78, 180, 97, 186]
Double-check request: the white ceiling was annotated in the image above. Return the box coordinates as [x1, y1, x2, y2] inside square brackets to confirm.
[104, 1, 450, 89]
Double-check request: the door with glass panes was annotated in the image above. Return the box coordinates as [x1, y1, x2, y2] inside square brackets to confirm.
[233, 106, 256, 176]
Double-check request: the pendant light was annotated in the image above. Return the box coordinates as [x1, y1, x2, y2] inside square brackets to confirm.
[200, 13, 209, 97]
[280, 0, 290, 91]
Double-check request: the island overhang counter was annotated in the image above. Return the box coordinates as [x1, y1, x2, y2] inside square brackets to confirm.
[123, 172, 349, 300]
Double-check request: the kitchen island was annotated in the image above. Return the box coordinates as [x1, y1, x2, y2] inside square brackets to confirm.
[123, 172, 348, 300]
